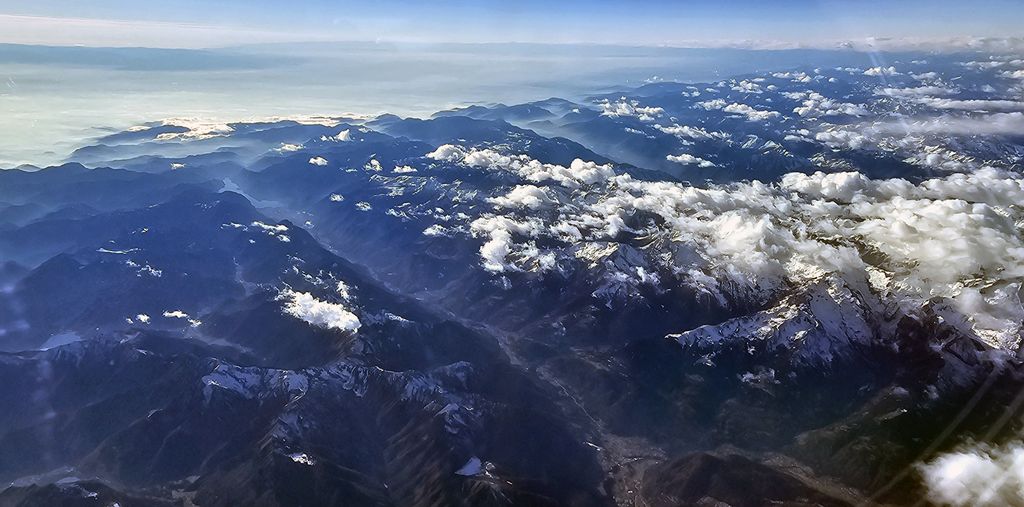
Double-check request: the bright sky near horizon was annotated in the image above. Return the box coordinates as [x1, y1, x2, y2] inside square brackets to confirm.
[1, 0, 1022, 48]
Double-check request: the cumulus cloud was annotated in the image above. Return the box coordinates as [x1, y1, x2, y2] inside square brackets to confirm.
[276, 143, 303, 152]
[654, 123, 730, 140]
[697, 98, 727, 110]
[864, 66, 900, 76]
[164, 309, 201, 327]
[771, 71, 813, 83]
[250, 221, 291, 242]
[911, 71, 940, 81]
[598, 97, 665, 121]
[786, 91, 869, 117]
[280, 289, 360, 333]
[666, 153, 716, 167]
[393, 165, 417, 173]
[814, 129, 869, 150]
[422, 224, 450, 237]
[250, 221, 287, 233]
[444, 145, 1024, 347]
[425, 144, 464, 162]
[904, 148, 972, 172]
[698, 100, 781, 121]
[488, 185, 557, 209]
[469, 215, 550, 272]
[308, 156, 328, 166]
[920, 441, 1024, 506]
[724, 103, 781, 121]
[426, 145, 614, 189]
[730, 79, 764, 94]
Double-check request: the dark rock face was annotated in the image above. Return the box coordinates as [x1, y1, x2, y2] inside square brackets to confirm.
[0, 479, 179, 507]
[640, 453, 850, 507]
[0, 338, 605, 506]
[0, 186, 608, 505]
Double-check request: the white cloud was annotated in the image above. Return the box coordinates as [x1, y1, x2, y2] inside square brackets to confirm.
[964, 60, 1009, 70]
[469, 215, 548, 272]
[453, 146, 1024, 347]
[335, 281, 353, 301]
[425, 144, 464, 162]
[786, 91, 869, 117]
[809, 111, 1024, 159]
[873, 112, 1024, 136]
[771, 71, 813, 83]
[276, 143, 303, 152]
[488, 185, 557, 209]
[393, 165, 417, 173]
[308, 156, 328, 166]
[598, 98, 664, 121]
[422, 224, 450, 237]
[814, 129, 869, 150]
[698, 100, 780, 121]
[864, 66, 900, 76]
[280, 289, 360, 333]
[251, 221, 288, 233]
[875, 86, 958, 98]
[654, 123, 730, 140]
[730, 79, 764, 94]
[666, 153, 716, 167]
[696, 98, 726, 109]
[914, 98, 1024, 112]
[920, 441, 1024, 506]
[724, 103, 780, 121]
[903, 147, 973, 172]
[426, 145, 614, 189]
[0, 14, 336, 49]
[163, 309, 201, 327]
[250, 221, 291, 242]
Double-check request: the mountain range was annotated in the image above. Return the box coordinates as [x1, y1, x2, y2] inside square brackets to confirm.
[1, 51, 1023, 506]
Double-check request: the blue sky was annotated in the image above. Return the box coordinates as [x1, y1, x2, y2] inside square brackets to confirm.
[0, 0, 1022, 48]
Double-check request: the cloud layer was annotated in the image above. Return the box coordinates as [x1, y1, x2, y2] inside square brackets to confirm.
[921, 441, 1024, 506]
[430, 145, 1024, 349]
